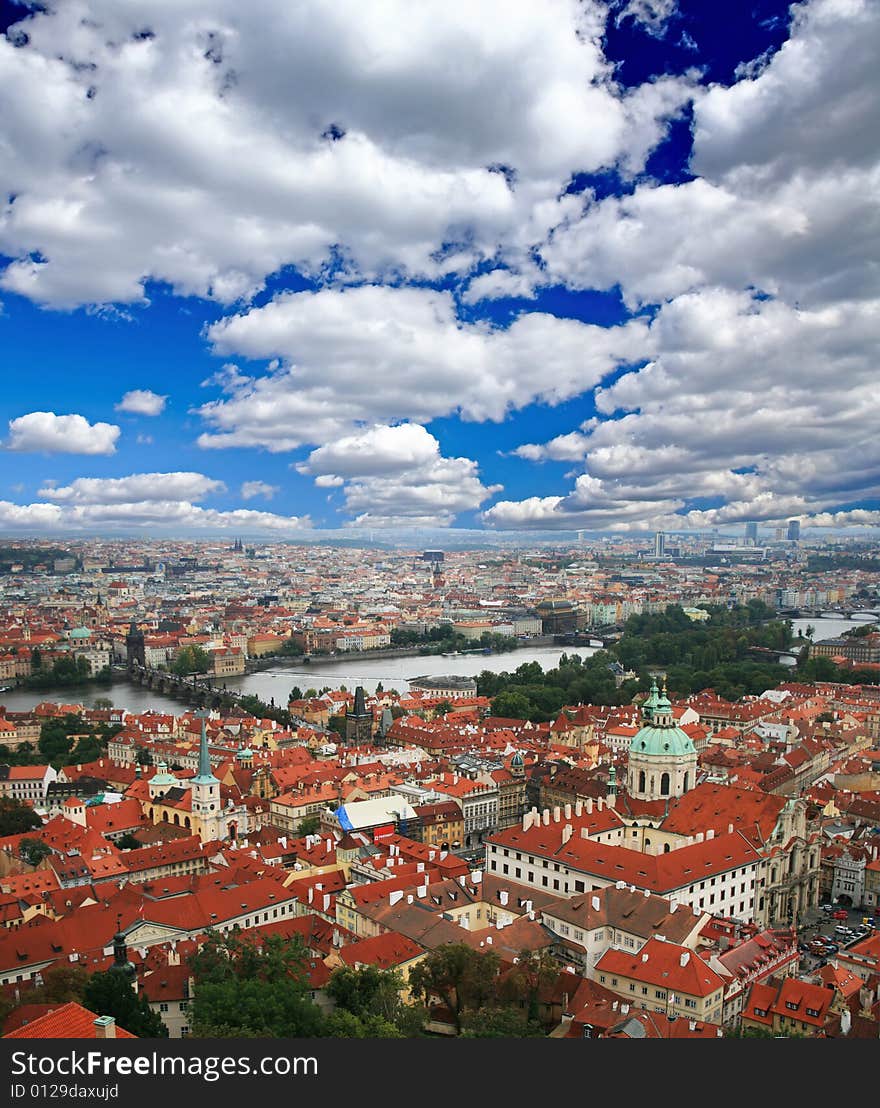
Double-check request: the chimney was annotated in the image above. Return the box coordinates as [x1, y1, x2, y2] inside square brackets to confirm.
[641, 952, 649, 962]
[596, 797, 604, 811]
[499, 890, 509, 906]
[727, 823, 734, 834]
[840, 1008, 851, 1036]
[564, 803, 572, 820]
[389, 889, 403, 906]
[620, 1004, 630, 1016]
[416, 884, 427, 899]
[542, 809, 550, 826]
[574, 800, 583, 817]
[585, 798, 593, 815]
[94, 1016, 116, 1039]
[695, 832, 704, 843]
[670, 901, 679, 913]
[688, 1019, 697, 1032]
[553, 806, 561, 823]
[705, 829, 715, 841]
[562, 824, 573, 844]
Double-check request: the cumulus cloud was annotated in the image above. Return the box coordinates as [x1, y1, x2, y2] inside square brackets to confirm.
[543, 0, 880, 310]
[115, 389, 168, 416]
[489, 287, 880, 531]
[6, 412, 120, 455]
[39, 472, 226, 504]
[297, 422, 501, 527]
[0, 0, 691, 308]
[0, 497, 309, 535]
[198, 285, 650, 449]
[240, 480, 279, 500]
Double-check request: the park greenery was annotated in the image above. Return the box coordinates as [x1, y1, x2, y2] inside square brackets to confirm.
[0, 796, 43, 836]
[24, 655, 112, 690]
[170, 645, 212, 676]
[391, 625, 519, 654]
[477, 601, 879, 723]
[0, 712, 123, 769]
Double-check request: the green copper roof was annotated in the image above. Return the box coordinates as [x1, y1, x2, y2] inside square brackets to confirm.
[630, 723, 696, 758]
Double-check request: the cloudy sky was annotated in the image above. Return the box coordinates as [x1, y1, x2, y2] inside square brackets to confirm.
[0, 0, 877, 538]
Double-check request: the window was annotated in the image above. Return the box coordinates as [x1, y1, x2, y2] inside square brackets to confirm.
[684, 998, 697, 1010]
[159, 1003, 169, 1013]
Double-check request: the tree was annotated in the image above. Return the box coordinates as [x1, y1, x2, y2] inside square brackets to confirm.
[297, 815, 321, 836]
[408, 943, 501, 1035]
[92, 697, 114, 710]
[0, 797, 43, 836]
[36, 965, 89, 1004]
[19, 838, 52, 866]
[460, 1006, 544, 1037]
[82, 970, 168, 1037]
[289, 686, 304, 702]
[188, 931, 324, 1038]
[491, 690, 534, 721]
[326, 964, 408, 1024]
[499, 948, 559, 1026]
[115, 832, 142, 851]
[171, 645, 211, 676]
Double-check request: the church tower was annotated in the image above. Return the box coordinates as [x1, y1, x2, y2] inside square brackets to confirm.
[126, 621, 146, 668]
[191, 712, 223, 840]
[345, 686, 373, 745]
[627, 680, 697, 803]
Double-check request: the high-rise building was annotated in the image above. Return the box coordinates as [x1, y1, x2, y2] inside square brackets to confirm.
[745, 521, 758, 544]
[787, 519, 801, 542]
[654, 531, 666, 558]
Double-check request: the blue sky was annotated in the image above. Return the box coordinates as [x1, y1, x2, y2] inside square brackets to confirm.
[0, 0, 877, 539]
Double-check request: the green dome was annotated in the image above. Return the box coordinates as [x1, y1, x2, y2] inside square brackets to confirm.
[629, 678, 695, 758]
[511, 751, 524, 768]
[629, 724, 696, 758]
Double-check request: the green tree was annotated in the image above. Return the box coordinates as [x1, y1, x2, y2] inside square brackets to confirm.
[408, 943, 501, 1035]
[82, 970, 168, 1037]
[0, 797, 43, 836]
[171, 646, 211, 676]
[326, 964, 407, 1024]
[92, 697, 114, 710]
[19, 838, 52, 866]
[490, 690, 534, 721]
[297, 815, 321, 836]
[115, 832, 142, 851]
[188, 931, 324, 1038]
[460, 1006, 545, 1037]
[36, 965, 89, 1004]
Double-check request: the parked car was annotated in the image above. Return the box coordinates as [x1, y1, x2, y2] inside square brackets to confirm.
[834, 925, 850, 936]
[820, 904, 834, 912]
[832, 909, 848, 920]
[824, 942, 840, 954]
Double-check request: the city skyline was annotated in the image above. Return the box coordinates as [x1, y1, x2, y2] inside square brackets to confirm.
[1, 0, 878, 541]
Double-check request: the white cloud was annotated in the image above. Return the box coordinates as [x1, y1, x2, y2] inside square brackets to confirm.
[115, 389, 168, 416]
[613, 0, 679, 37]
[0, 497, 309, 535]
[0, 0, 690, 308]
[39, 472, 226, 504]
[297, 422, 501, 527]
[240, 479, 279, 500]
[543, 1, 880, 310]
[491, 288, 880, 530]
[6, 412, 120, 455]
[198, 285, 650, 450]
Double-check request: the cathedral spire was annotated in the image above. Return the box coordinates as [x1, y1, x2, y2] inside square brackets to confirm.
[193, 710, 216, 783]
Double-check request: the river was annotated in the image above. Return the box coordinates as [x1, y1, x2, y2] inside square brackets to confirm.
[0, 643, 594, 714]
[3, 611, 875, 715]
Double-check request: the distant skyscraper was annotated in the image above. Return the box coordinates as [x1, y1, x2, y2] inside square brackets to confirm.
[787, 519, 801, 542]
[745, 521, 758, 544]
[654, 531, 665, 557]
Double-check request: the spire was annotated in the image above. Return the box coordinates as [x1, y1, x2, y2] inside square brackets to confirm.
[608, 763, 617, 797]
[352, 685, 368, 717]
[193, 710, 217, 783]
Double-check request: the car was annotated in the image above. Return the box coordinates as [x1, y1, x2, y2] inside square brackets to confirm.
[820, 904, 834, 912]
[832, 909, 848, 920]
[824, 943, 839, 954]
[834, 925, 850, 936]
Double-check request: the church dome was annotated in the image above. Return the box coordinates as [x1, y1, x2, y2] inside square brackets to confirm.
[511, 750, 524, 769]
[629, 680, 695, 758]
